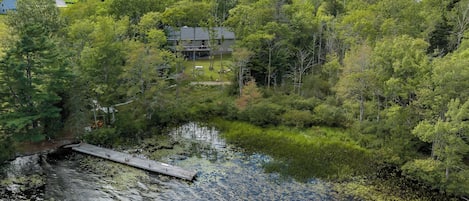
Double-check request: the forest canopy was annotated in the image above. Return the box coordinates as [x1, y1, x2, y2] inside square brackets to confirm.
[0, 0, 468, 199]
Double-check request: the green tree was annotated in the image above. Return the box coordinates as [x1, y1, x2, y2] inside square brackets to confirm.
[447, 0, 469, 50]
[0, 0, 70, 138]
[119, 40, 177, 124]
[78, 16, 128, 125]
[336, 44, 376, 122]
[161, 0, 212, 27]
[108, 0, 171, 23]
[407, 99, 469, 195]
[61, 0, 110, 24]
[372, 36, 430, 108]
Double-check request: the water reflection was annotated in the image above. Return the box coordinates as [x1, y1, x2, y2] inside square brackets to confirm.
[170, 122, 226, 149]
[165, 122, 332, 201]
[2, 123, 333, 200]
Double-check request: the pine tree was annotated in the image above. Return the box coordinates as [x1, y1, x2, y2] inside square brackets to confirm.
[0, 0, 70, 139]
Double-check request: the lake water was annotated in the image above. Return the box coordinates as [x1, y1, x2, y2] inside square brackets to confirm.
[1, 123, 335, 200]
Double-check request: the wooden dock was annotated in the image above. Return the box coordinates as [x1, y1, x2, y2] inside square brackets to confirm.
[64, 143, 197, 181]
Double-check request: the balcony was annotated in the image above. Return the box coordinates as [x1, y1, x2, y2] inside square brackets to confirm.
[180, 45, 211, 52]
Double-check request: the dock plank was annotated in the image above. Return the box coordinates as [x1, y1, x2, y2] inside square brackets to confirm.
[65, 143, 196, 181]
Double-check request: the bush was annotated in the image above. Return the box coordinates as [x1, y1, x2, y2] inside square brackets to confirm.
[282, 109, 314, 128]
[239, 101, 284, 127]
[273, 95, 320, 111]
[0, 135, 14, 163]
[189, 97, 238, 121]
[313, 103, 347, 127]
[114, 108, 148, 138]
[82, 128, 121, 147]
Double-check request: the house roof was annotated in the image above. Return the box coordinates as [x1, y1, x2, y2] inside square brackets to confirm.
[167, 27, 235, 41]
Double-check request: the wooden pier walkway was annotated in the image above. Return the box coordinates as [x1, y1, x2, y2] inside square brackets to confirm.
[64, 143, 197, 181]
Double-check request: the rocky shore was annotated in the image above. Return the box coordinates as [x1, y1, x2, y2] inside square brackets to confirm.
[0, 154, 46, 201]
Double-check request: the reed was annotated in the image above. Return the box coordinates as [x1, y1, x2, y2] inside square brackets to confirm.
[214, 120, 374, 181]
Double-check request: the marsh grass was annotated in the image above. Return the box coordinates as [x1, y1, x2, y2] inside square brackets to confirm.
[214, 120, 374, 181]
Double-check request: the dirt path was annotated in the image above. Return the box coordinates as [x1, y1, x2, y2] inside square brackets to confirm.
[15, 131, 78, 156]
[190, 81, 231, 86]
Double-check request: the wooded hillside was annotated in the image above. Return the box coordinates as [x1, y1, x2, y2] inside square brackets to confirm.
[0, 0, 468, 199]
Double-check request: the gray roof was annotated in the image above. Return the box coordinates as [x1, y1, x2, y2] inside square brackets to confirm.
[167, 27, 235, 41]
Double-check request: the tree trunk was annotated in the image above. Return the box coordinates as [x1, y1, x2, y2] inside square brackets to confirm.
[239, 66, 243, 96]
[359, 93, 364, 122]
[267, 44, 272, 89]
[445, 166, 449, 180]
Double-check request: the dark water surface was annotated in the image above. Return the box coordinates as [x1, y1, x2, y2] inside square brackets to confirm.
[3, 123, 334, 200]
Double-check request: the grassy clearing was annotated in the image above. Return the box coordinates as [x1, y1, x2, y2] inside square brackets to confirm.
[213, 120, 374, 181]
[183, 54, 233, 81]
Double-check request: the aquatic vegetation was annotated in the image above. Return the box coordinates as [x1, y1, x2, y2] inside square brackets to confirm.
[214, 120, 374, 180]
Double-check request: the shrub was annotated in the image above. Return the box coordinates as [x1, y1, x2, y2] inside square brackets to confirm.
[82, 128, 121, 147]
[0, 135, 14, 163]
[282, 109, 314, 128]
[273, 95, 320, 111]
[313, 103, 347, 127]
[239, 101, 284, 127]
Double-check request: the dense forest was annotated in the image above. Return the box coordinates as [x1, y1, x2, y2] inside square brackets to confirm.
[1, 0, 469, 200]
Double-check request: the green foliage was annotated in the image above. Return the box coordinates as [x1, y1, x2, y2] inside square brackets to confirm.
[113, 104, 148, 138]
[61, 0, 110, 23]
[188, 96, 238, 121]
[216, 120, 373, 180]
[142, 86, 238, 128]
[1, 0, 468, 197]
[402, 159, 445, 188]
[313, 103, 346, 127]
[82, 128, 121, 147]
[238, 100, 284, 127]
[281, 109, 314, 128]
[0, 0, 70, 138]
[107, 0, 170, 23]
[77, 16, 127, 111]
[0, 15, 8, 58]
[406, 99, 469, 196]
[0, 134, 14, 163]
[161, 0, 212, 27]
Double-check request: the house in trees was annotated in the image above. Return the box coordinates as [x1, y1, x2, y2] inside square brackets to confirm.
[167, 26, 235, 59]
[0, 0, 67, 14]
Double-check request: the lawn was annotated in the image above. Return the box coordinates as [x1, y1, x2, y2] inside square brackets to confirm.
[183, 54, 234, 82]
